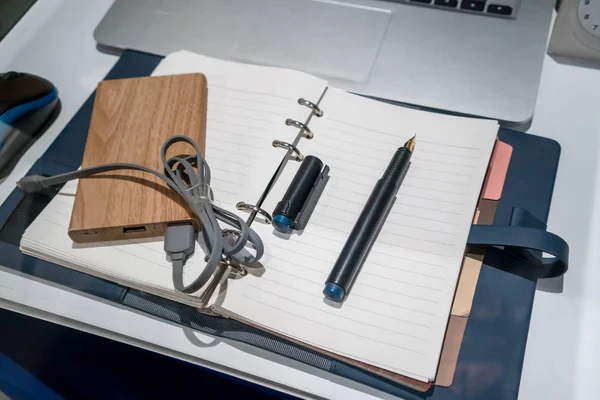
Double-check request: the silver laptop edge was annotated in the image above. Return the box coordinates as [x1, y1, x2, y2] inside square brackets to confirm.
[94, 0, 555, 125]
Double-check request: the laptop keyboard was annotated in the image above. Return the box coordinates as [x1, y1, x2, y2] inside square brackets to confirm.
[384, 0, 518, 18]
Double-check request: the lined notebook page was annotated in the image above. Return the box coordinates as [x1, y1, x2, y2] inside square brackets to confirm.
[152, 51, 328, 207]
[20, 180, 212, 307]
[21, 51, 328, 305]
[217, 88, 498, 381]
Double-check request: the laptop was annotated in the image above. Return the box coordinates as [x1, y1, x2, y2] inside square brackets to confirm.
[94, 0, 555, 125]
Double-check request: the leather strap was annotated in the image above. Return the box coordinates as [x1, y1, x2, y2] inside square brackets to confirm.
[467, 207, 569, 279]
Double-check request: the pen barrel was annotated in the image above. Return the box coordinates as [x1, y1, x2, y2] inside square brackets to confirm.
[325, 179, 398, 294]
[324, 146, 412, 301]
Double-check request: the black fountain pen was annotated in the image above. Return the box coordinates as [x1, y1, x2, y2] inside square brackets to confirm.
[323, 136, 415, 303]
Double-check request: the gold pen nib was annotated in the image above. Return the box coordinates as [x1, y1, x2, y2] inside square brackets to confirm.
[404, 135, 416, 152]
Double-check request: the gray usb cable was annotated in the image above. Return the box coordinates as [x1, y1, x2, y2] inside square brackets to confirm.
[17, 135, 264, 294]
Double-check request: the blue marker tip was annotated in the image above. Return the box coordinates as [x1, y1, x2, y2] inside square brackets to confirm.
[323, 282, 345, 303]
[272, 214, 293, 234]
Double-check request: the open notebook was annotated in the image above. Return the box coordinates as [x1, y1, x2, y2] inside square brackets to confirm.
[21, 51, 498, 384]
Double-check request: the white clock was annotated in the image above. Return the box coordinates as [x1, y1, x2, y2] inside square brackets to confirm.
[578, 0, 600, 37]
[549, 0, 600, 63]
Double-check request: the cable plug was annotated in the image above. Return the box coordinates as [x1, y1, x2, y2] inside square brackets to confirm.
[16, 175, 48, 193]
[164, 224, 196, 263]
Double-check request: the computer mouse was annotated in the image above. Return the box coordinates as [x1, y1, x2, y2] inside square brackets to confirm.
[0, 72, 60, 180]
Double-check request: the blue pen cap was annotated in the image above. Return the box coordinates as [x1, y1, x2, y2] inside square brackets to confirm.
[272, 214, 293, 234]
[323, 282, 345, 303]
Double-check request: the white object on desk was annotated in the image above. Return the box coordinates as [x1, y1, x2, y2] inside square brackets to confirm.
[577, 0, 600, 38]
[548, 0, 600, 63]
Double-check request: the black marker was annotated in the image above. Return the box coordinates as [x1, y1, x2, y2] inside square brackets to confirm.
[323, 136, 415, 303]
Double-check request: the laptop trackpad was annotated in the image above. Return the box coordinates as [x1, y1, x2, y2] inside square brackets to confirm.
[232, 0, 391, 83]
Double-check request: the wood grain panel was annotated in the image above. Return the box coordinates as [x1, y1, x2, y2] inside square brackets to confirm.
[69, 73, 207, 242]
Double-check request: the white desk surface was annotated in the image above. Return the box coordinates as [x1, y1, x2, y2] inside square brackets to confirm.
[1, 1, 599, 399]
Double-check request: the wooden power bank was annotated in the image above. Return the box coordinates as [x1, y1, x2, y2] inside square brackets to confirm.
[68, 73, 208, 243]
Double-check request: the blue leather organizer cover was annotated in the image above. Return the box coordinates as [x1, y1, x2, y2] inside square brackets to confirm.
[0, 51, 561, 399]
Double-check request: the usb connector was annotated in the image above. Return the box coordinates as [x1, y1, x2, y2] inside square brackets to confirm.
[164, 223, 195, 261]
[164, 224, 196, 292]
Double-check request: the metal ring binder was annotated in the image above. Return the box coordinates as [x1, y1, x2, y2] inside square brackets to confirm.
[228, 258, 248, 277]
[285, 119, 313, 139]
[220, 229, 251, 280]
[198, 255, 246, 307]
[272, 140, 304, 161]
[298, 98, 323, 117]
[203, 95, 325, 300]
[236, 201, 273, 224]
